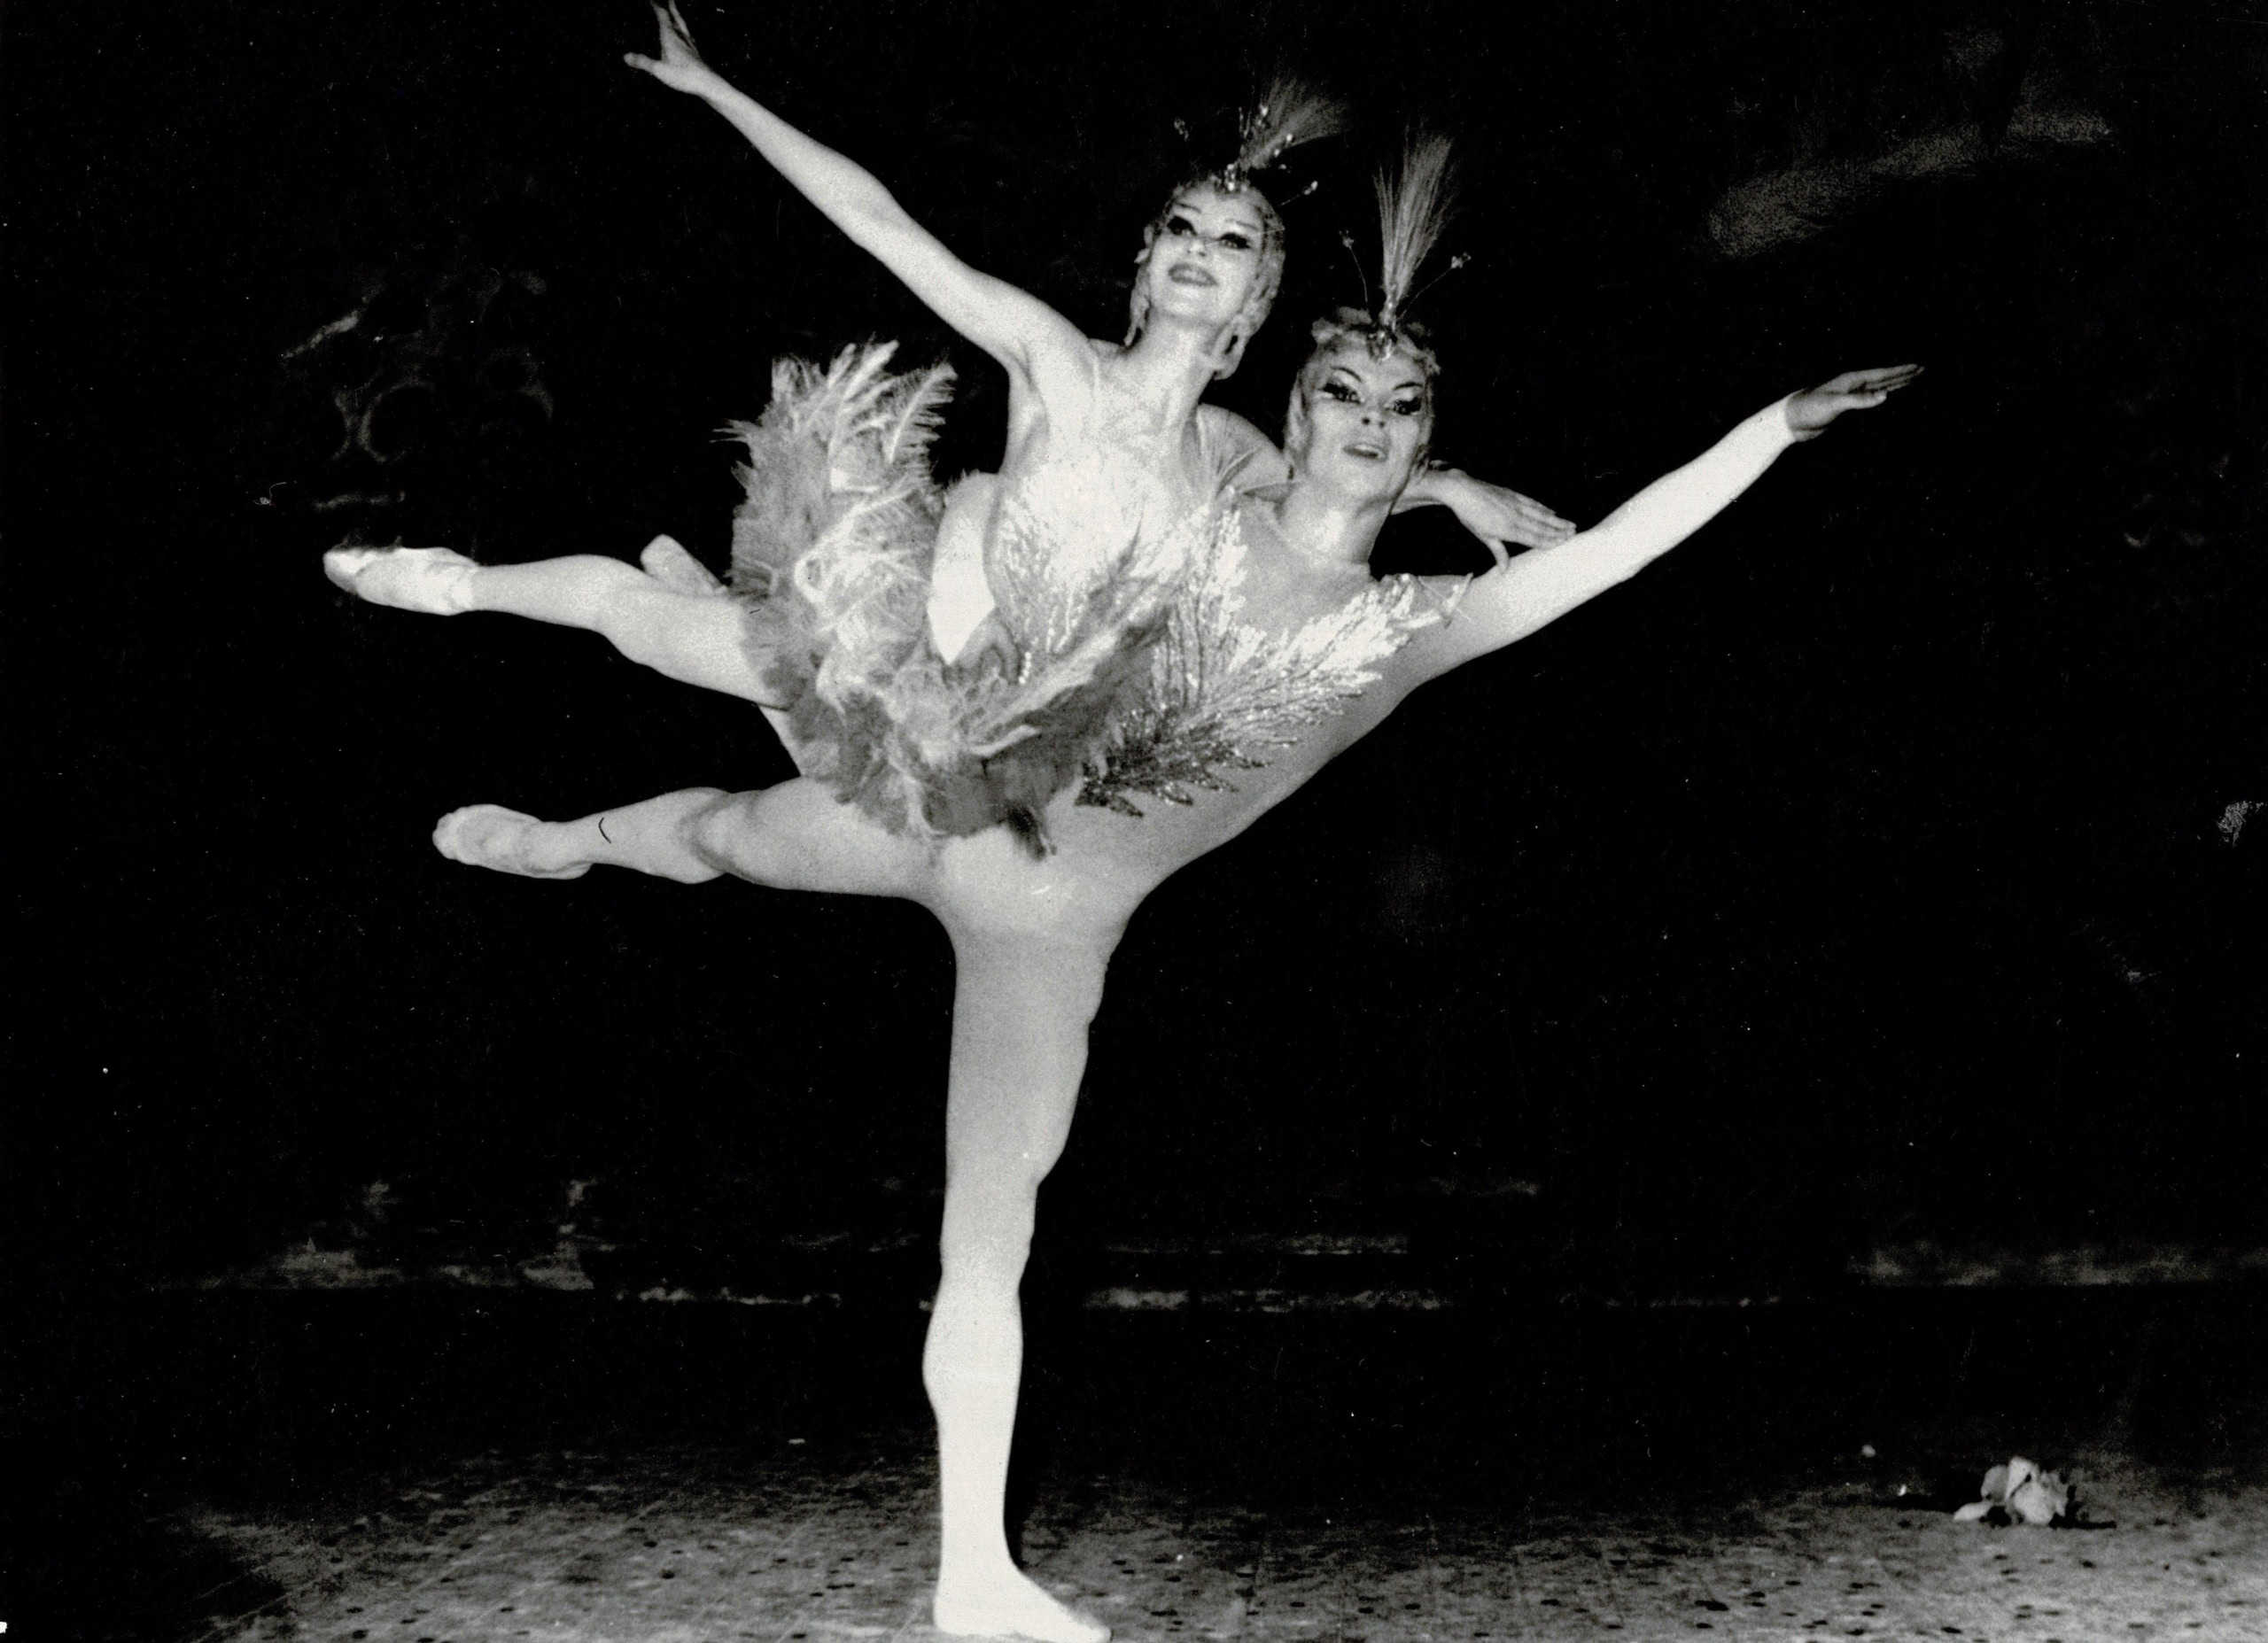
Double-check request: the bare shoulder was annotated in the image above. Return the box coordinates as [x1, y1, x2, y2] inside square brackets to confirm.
[1197, 405, 1291, 490]
[1379, 571, 1487, 682]
[1196, 404, 1282, 455]
[1002, 337, 1104, 443]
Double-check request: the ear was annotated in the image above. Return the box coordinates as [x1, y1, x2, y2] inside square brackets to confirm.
[1124, 240, 1156, 346]
[1281, 382, 1311, 472]
[1124, 286, 1151, 348]
[1210, 329, 1248, 381]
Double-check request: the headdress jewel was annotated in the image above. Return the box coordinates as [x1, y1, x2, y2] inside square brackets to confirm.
[1209, 75, 1347, 198]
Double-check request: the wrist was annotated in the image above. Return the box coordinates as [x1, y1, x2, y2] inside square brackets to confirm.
[1413, 461, 1460, 502]
[1777, 391, 1818, 443]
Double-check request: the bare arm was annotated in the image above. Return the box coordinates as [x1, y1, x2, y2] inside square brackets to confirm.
[626, 4, 1089, 384]
[1407, 366, 1920, 674]
[1399, 465, 1577, 560]
[1202, 407, 1576, 552]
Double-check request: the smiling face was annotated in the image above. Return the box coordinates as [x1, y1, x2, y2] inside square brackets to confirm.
[1284, 337, 1435, 501]
[1126, 179, 1283, 376]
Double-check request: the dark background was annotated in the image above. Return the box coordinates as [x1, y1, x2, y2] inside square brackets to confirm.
[6, 0, 2263, 1302]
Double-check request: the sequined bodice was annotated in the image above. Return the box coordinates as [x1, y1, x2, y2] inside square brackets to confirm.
[727, 342, 1457, 853]
[1080, 500, 1464, 815]
[983, 403, 1223, 657]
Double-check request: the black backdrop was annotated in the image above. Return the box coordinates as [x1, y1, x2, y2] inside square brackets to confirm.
[8, 0, 2262, 1294]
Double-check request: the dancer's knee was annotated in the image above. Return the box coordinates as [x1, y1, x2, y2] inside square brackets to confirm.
[937, 1181, 1043, 1283]
[680, 790, 757, 879]
[594, 578, 703, 667]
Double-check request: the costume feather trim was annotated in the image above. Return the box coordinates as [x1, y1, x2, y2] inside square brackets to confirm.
[1082, 509, 1463, 815]
[1374, 133, 1456, 335]
[1231, 76, 1348, 182]
[725, 343, 1230, 851]
[726, 343, 953, 719]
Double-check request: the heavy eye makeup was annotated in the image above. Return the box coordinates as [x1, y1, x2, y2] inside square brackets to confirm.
[1163, 207, 1259, 252]
[1318, 376, 1425, 415]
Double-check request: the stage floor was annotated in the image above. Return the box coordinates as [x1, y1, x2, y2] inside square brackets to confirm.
[22, 1290, 2268, 1640]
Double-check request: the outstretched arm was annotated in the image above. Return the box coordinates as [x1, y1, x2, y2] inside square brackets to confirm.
[1411, 365, 1921, 672]
[626, 4, 1087, 384]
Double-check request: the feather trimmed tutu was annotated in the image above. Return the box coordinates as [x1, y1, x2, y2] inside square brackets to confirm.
[726, 344, 1460, 853]
[726, 344, 1220, 850]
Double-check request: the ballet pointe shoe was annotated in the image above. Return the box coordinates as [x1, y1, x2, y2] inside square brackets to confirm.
[325, 546, 479, 615]
[432, 805, 592, 880]
[932, 1571, 1110, 1643]
[638, 534, 726, 597]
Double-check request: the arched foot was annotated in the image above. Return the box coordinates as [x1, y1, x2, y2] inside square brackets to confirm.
[325, 546, 479, 614]
[638, 534, 726, 597]
[933, 1570, 1109, 1643]
[433, 805, 592, 880]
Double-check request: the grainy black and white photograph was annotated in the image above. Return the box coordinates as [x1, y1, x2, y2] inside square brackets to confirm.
[5, 2, 2264, 1639]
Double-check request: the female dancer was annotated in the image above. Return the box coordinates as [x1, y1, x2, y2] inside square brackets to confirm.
[326, 5, 1571, 751]
[372, 143, 1916, 1627]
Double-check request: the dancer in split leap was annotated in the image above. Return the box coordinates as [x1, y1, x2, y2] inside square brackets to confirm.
[327, 4, 1571, 777]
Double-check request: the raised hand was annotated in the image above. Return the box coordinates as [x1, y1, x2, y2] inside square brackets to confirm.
[1428, 468, 1578, 568]
[624, 1, 724, 98]
[1785, 364, 1923, 440]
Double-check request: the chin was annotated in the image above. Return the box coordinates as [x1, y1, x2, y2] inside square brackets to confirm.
[1326, 448, 1418, 497]
[1324, 466, 1414, 508]
[1150, 288, 1239, 329]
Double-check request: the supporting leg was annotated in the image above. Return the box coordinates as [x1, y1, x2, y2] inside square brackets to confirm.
[925, 927, 1115, 1643]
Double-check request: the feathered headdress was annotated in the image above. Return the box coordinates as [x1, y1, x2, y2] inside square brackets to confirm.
[1315, 133, 1466, 375]
[1210, 75, 1348, 195]
[1128, 75, 1347, 376]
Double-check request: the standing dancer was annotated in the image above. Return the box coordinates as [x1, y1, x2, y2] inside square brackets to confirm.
[346, 135, 1916, 1637]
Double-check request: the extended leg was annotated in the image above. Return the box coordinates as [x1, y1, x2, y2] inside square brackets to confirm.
[433, 778, 928, 896]
[925, 926, 1115, 1643]
[327, 539, 772, 703]
[433, 790, 727, 882]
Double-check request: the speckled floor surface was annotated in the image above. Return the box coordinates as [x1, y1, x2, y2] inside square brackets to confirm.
[169, 1438, 2265, 1643]
[20, 1291, 2268, 1641]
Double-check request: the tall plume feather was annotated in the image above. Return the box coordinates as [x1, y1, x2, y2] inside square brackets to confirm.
[1232, 75, 1348, 178]
[879, 360, 956, 471]
[1373, 133, 1456, 332]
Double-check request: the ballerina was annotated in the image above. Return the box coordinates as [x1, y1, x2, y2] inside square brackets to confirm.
[325, 4, 1573, 770]
[364, 129, 1917, 1637]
